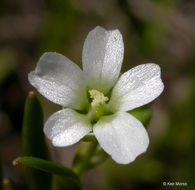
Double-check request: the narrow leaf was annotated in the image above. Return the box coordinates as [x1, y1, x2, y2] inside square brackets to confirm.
[13, 157, 81, 189]
[22, 91, 51, 190]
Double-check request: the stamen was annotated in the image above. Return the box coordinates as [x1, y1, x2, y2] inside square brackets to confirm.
[89, 89, 109, 107]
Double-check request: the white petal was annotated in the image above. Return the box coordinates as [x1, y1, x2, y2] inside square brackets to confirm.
[28, 52, 87, 109]
[93, 112, 149, 164]
[82, 26, 124, 93]
[109, 63, 164, 112]
[44, 109, 92, 147]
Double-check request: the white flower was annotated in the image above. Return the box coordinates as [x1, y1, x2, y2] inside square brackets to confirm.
[28, 26, 164, 164]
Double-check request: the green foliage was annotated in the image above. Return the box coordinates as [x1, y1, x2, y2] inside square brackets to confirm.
[22, 92, 51, 190]
[15, 157, 81, 190]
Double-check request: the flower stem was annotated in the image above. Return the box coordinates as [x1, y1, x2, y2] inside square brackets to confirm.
[73, 140, 98, 176]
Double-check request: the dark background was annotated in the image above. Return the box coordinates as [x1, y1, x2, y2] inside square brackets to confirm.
[0, 0, 195, 189]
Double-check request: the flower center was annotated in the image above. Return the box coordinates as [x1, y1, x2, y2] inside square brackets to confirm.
[87, 89, 109, 124]
[89, 89, 109, 107]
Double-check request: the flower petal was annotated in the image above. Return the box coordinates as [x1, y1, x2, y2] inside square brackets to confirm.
[109, 63, 164, 112]
[28, 52, 87, 109]
[82, 26, 124, 93]
[44, 109, 92, 147]
[93, 112, 149, 164]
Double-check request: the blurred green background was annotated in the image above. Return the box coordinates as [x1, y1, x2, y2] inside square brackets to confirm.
[0, 0, 195, 189]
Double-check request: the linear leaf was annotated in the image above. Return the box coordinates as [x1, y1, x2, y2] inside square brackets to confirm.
[13, 157, 81, 189]
[22, 92, 51, 190]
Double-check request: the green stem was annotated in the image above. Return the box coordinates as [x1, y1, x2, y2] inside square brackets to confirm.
[73, 140, 98, 176]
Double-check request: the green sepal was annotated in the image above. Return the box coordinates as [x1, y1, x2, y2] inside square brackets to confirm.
[22, 92, 51, 190]
[128, 107, 152, 127]
[82, 134, 97, 142]
[14, 157, 81, 189]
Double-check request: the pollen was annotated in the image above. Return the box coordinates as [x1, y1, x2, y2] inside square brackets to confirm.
[89, 89, 109, 107]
